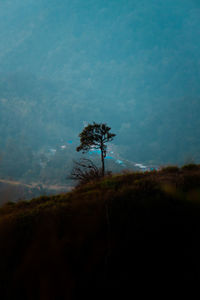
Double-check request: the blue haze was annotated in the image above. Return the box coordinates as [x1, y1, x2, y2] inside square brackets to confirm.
[0, 0, 200, 181]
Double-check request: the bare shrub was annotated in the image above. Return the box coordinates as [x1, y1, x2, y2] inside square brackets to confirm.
[69, 158, 103, 185]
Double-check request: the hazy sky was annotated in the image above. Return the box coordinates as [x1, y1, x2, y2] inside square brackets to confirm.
[0, 0, 200, 166]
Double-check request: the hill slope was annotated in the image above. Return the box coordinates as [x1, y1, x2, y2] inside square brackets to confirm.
[0, 165, 200, 298]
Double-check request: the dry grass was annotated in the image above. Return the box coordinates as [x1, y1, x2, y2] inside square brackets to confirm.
[0, 165, 200, 298]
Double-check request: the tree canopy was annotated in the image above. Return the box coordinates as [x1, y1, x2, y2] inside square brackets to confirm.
[76, 122, 116, 176]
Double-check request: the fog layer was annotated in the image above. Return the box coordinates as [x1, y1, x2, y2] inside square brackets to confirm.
[0, 0, 200, 184]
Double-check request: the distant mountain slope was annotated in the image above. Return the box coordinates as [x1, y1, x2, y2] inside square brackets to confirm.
[0, 0, 200, 181]
[0, 179, 70, 204]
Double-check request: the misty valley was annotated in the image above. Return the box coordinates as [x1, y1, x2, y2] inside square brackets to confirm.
[0, 1, 200, 202]
[0, 69, 200, 202]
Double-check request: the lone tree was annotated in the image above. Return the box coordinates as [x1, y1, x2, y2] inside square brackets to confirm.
[76, 122, 116, 176]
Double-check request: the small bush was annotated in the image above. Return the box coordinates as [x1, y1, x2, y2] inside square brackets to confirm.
[181, 164, 200, 171]
[182, 174, 200, 190]
[161, 166, 180, 173]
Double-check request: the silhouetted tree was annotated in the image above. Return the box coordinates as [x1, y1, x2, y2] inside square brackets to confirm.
[76, 122, 116, 176]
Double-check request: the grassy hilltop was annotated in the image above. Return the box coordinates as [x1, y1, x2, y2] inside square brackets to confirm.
[1, 164, 200, 298]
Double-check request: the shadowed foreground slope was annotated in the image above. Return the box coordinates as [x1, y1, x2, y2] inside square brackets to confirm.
[0, 165, 200, 299]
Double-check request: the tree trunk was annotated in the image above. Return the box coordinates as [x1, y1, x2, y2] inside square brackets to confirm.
[101, 148, 105, 177]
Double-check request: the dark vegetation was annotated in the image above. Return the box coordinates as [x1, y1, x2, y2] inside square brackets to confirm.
[0, 165, 200, 299]
[70, 158, 103, 185]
